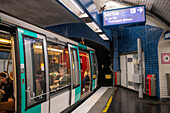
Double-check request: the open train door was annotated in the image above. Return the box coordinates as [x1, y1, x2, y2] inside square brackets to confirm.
[17, 28, 49, 113]
[90, 51, 98, 90]
[68, 44, 81, 105]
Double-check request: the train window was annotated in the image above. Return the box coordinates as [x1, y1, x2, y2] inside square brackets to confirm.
[47, 43, 70, 92]
[71, 49, 80, 87]
[23, 36, 46, 108]
[91, 53, 98, 77]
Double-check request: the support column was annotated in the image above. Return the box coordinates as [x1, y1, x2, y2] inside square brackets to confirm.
[137, 38, 143, 98]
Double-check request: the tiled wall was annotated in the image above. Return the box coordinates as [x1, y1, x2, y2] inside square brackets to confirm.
[113, 25, 164, 98]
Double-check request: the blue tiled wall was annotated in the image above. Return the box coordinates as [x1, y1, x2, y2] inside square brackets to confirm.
[46, 23, 110, 50]
[113, 25, 164, 98]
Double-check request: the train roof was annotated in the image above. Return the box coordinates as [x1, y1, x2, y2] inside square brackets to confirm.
[0, 12, 94, 51]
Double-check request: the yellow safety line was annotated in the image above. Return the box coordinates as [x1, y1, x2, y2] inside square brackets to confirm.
[102, 96, 113, 113]
[102, 87, 117, 113]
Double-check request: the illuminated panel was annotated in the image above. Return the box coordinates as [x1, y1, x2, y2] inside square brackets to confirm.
[103, 5, 146, 27]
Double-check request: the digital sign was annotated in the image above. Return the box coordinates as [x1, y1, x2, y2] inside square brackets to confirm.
[103, 5, 146, 27]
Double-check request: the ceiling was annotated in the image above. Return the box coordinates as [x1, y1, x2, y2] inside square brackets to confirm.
[0, 0, 81, 27]
[93, 0, 170, 28]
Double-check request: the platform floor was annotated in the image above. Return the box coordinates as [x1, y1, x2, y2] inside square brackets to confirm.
[72, 87, 115, 113]
[108, 87, 170, 113]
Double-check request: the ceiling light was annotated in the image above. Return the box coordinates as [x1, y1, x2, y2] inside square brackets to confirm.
[70, 0, 84, 13]
[96, 29, 102, 33]
[99, 34, 109, 40]
[92, 22, 100, 30]
[79, 13, 88, 18]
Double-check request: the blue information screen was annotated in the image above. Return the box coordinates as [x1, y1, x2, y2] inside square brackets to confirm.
[103, 5, 146, 27]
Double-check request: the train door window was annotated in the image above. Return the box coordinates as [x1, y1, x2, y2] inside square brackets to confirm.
[71, 49, 80, 87]
[47, 43, 70, 92]
[91, 53, 98, 78]
[23, 36, 46, 108]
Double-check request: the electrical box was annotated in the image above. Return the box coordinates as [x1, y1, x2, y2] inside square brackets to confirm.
[133, 74, 142, 83]
[115, 71, 121, 85]
[146, 74, 157, 96]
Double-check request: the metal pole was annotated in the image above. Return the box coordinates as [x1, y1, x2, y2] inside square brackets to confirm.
[137, 38, 143, 98]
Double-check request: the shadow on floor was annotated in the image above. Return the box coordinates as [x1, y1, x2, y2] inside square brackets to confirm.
[108, 87, 170, 113]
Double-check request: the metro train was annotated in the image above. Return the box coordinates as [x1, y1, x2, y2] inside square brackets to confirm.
[0, 12, 98, 113]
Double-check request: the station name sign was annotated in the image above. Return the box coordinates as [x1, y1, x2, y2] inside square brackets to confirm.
[103, 5, 146, 27]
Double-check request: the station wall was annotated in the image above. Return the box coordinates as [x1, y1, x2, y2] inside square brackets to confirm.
[113, 25, 164, 98]
[158, 30, 170, 100]
[46, 23, 110, 50]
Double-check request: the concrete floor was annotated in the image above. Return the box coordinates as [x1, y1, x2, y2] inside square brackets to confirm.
[108, 87, 170, 113]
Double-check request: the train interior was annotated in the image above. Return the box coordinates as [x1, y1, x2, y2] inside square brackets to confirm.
[79, 51, 91, 98]
[0, 27, 15, 112]
[47, 43, 70, 91]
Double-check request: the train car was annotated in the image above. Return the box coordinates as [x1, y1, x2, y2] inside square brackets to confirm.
[0, 12, 98, 113]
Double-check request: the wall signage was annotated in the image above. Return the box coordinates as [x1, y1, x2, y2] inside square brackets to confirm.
[103, 5, 146, 27]
[161, 53, 170, 64]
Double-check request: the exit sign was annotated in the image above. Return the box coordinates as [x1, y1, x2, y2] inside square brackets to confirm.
[103, 5, 146, 27]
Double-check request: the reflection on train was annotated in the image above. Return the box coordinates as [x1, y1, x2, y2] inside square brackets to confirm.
[0, 12, 98, 113]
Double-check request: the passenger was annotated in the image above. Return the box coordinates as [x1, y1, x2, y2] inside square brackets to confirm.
[82, 68, 90, 92]
[0, 72, 15, 113]
[53, 67, 69, 88]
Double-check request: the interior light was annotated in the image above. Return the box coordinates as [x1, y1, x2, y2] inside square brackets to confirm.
[70, 0, 84, 13]
[48, 48, 63, 52]
[0, 38, 11, 44]
[34, 45, 42, 49]
[92, 22, 100, 30]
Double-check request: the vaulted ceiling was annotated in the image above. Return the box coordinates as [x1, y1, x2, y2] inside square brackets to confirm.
[0, 0, 81, 27]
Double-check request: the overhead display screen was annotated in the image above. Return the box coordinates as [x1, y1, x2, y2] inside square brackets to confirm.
[103, 5, 146, 27]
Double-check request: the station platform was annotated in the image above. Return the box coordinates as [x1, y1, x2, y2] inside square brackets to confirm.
[108, 87, 170, 113]
[72, 87, 170, 113]
[72, 87, 116, 113]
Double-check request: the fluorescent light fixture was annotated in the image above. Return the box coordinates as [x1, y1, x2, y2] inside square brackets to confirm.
[48, 48, 63, 52]
[92, 22, 100, 30]
[86, 23, 97, 31]
[0, 38, 11, 44]
[59, 0, 74, 13]
[70, 0, 84, 13]
[34, 45, 42, 49]
[0, 30, 10, 34]
[99, 34, 109, 40]
[79, 13, 88, 18]
[96, 29, 102, 33]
